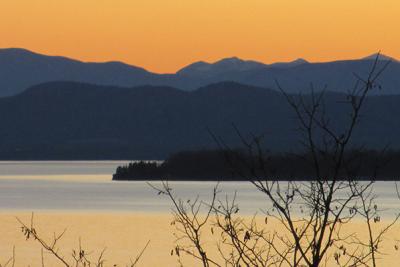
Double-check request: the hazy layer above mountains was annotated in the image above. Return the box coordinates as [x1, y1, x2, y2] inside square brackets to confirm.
[0, 81, 398, 159]
[0, 48, 399, 96]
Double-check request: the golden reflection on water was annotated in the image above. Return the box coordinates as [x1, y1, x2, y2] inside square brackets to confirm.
[1, 212, 399, 267]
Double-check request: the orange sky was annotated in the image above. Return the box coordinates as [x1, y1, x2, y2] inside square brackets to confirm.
[0, 0, 398, 73]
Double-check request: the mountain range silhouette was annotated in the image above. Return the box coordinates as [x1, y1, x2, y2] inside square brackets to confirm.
[0, 48, 399, 96]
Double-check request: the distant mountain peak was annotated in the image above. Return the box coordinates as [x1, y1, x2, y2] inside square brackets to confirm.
[215, 57, 244, 64]
[362, 53, 398, 62]
[270, 58, 309, 68]
[0, 47, 33, 53]
[177, 57, 267, 75]
[292, 58, 309, 64]
[0, 47, 41, 57]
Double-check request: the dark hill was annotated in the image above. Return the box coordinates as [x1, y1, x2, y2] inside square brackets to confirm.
[0, 81, 399, 159]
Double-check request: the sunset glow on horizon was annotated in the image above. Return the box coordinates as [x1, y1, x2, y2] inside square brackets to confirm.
[0, 0, 398, 73]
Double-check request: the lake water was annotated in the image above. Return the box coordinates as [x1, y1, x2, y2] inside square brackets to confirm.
[0, 161, 399, 216]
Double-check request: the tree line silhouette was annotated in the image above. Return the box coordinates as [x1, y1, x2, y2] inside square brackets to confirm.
[113, 149, 400, 181]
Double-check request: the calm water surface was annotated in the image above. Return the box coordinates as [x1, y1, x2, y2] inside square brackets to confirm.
[0, 161, 398, 216]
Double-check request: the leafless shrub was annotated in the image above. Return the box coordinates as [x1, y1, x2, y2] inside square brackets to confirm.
[150, 181, 220, 267]
[16, 213, 149, 267]
[0, 246, 15, 267]
[156, 53, 400, 267]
